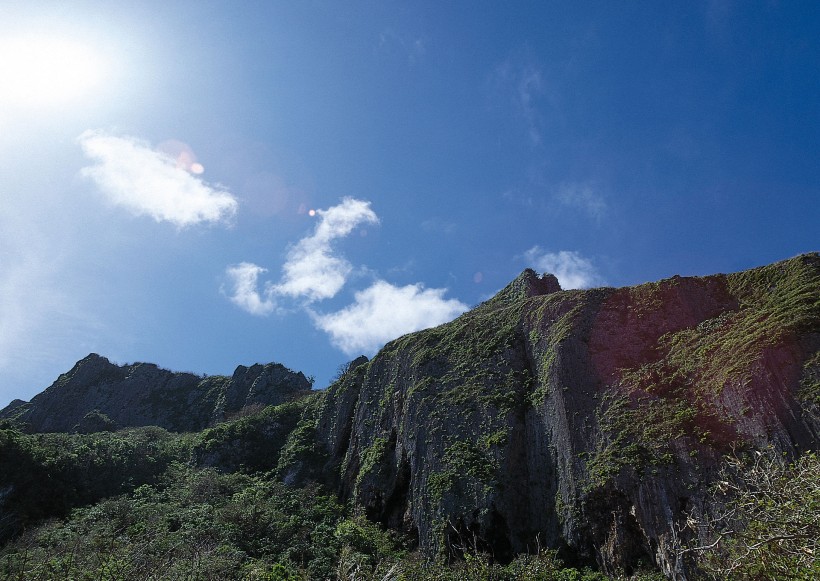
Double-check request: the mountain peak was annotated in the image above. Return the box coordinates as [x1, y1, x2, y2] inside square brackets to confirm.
[489, 268, 561, 305]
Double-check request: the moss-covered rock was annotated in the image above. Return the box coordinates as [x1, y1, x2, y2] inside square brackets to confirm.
[310, 253, 820, 576]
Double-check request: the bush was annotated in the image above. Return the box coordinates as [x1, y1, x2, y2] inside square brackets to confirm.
[687, 449, 820, 579]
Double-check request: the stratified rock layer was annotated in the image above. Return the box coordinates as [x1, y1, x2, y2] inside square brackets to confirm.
[0, 355, 311, 433]
[308, 254, 820, 577]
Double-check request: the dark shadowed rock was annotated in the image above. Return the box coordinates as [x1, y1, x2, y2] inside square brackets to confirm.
[0, 355, 312, 433]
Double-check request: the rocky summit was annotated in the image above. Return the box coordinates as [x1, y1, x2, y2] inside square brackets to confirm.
[0, 253, 818, 579]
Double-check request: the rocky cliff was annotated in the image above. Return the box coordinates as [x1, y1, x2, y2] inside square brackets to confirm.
[2, 254, 817, 578]
[0, 354, 312, 433]
[298, 254, 820, 576]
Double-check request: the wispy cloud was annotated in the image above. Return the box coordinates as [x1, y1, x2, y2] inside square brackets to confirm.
[524, 247, 603, 289]
[491, 59, 551, 147]
[311, 280, 468, 355]
[517, 66, 545, 146]
[420, 217, 457, 235]
[224, 262, 277, 316]
[378, 28, 427, 65]
[79, 130, 238, 227]
[556, 182, 607, 222]
[0, 255, 66, 371]
[274, 197, 378, 302]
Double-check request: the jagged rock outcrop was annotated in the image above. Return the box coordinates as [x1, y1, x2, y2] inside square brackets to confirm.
[306, 253, 820, 577]
[0, 355, 312, 433]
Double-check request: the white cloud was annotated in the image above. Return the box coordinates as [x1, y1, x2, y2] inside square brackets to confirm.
[524, 247, 603, 289]
[224, 198, 379, 315]
[557, 182, 607, 222]
[78, 130, 238, 227]
[312, 280, 468, 355]
[274, 197, 378, 302]
[224, 198, 466, 356]
[224, 262, 276, 316]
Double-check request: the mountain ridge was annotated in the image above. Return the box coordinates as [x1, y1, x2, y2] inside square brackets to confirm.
[1, 252, 818, 578]
[0, 353, 312, 433]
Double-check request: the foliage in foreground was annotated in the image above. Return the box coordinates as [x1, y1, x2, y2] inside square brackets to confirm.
[0, 460, 647, 580]
[686, 450, 820, 580]
[1, 464, 347, 579]
[0, 425, 190, 542]
[5, 403, 817, 579]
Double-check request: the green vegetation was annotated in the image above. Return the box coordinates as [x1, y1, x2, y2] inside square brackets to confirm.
[0, 465, 346, 579]
[586, 383, 704, 490]
[799, 349, 820, 405]
[0, 420, 644, 580]
[73, 409, 116, 433]
[274, 392, 330, 483]
[481, 428, 508, 450]
[686, 450, 820, 579]
[661, 255, 820, 398]
[0, 399, 641, 580]
[442, 440, 497, 482]
[428, 439, 499, 505]
[382, 296, 527, 417]
[524, 290, 592, 406]
[193, 400, 304, 473]
[0, 425, 189, 542]
[587, 255, 820, 489]
[389, 550, 612, 580]
[356, 436, 390, 488]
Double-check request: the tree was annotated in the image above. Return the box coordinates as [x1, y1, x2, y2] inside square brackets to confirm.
[686, 449, 820, 579]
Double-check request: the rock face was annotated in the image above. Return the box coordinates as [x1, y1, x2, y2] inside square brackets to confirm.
[0, 355, 312, 433]
[2, 254, 817, 578]
[307, 254, 820, 576]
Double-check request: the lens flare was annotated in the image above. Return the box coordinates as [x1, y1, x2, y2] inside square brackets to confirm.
[157, 140, 204, 174]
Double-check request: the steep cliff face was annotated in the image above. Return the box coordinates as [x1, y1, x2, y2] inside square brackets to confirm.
[0, 355, 312, 433]
[2, 255, 816, 577]
[312, 254, 820, 576]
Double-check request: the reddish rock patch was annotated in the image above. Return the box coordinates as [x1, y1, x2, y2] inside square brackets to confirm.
[588, 274, 736, 384]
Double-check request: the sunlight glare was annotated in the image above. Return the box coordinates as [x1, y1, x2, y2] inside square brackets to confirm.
[0, 35, 106, 108]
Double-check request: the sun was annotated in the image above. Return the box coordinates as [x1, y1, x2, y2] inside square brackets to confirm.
[0, 34, 106, 109]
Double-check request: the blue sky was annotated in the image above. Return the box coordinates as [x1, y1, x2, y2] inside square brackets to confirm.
[1, 1, 818, 406]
